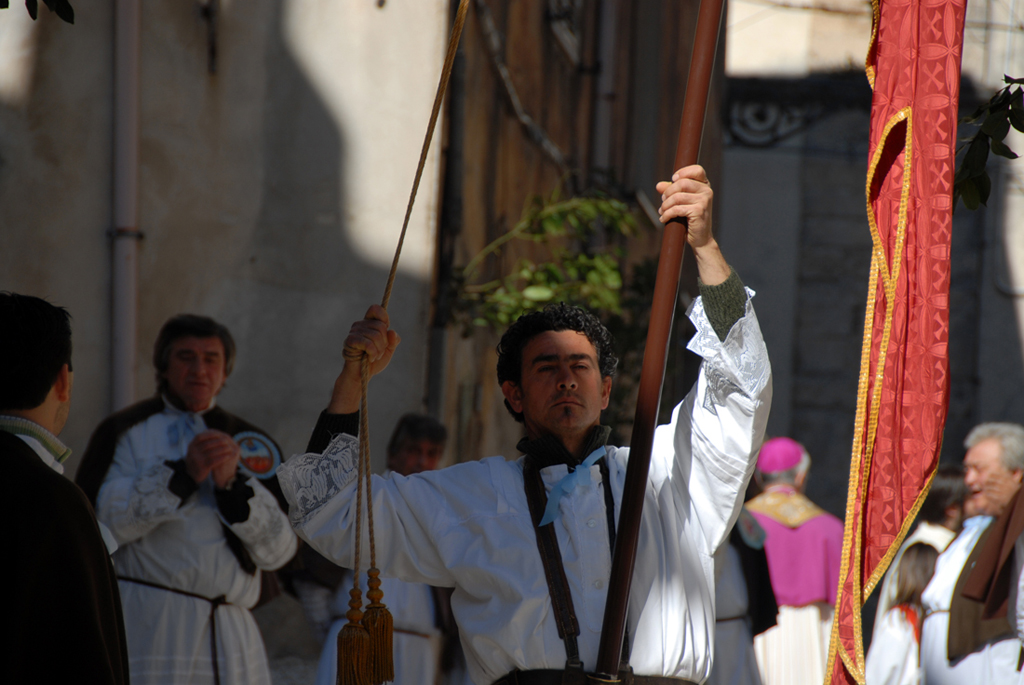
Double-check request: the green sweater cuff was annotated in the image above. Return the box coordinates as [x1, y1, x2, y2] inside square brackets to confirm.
[698, 267, 748, 341]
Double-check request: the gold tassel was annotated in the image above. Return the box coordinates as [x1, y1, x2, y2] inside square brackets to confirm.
[337, 588, 370, 685]
[362, 567, 394, 684]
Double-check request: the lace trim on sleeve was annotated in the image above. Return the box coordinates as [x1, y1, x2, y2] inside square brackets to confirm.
[279, 431, 359, 528]
[128, 461, 185, 526]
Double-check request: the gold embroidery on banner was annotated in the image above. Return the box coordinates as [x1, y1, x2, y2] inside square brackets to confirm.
[865, 0, 881, 89]
[826, 106, 914, 685]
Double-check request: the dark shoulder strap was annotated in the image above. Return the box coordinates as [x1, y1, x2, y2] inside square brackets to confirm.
[522, 459, 582, 668]
[75, 397, 165, 505]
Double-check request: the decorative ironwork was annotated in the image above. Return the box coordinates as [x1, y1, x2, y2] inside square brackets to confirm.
[724, 72, 872, 148]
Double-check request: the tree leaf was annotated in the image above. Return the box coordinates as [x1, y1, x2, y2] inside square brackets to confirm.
[961, 178, 980, 210]
[981, 111, 1011, 140]
[991, 137, 1019, 159]
[54, 0, 73, 23]
[976, 172, 992, 205]
[522, 285, 554, 302]
[963, 135, 990, 177]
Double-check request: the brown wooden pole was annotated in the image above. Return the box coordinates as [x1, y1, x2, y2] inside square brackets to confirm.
[593, 0, 726, 677]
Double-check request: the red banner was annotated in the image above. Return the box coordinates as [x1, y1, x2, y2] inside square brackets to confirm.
[826, 0, 967, 682]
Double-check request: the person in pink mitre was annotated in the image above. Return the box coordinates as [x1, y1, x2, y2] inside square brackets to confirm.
[746, 437, 843, 685]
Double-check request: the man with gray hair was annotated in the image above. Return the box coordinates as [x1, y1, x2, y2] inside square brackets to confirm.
[919, 422, 1024, 685]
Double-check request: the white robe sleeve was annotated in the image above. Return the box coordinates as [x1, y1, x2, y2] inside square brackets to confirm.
[278, 431, 456, 587]
[222, 477, 298, 571]
[96, 433, 185, 545]
[651, 290, 772, 557]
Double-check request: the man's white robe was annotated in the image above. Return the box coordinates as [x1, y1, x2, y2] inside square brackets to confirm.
[280, 294, 772, 685]
[920, 516, 1020, 685]
[96, 403, 298, 685]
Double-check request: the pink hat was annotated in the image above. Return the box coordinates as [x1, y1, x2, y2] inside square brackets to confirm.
[757, 437, 805, 473]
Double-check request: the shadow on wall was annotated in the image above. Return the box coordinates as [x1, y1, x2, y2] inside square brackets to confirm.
[216, 0, 432, 464]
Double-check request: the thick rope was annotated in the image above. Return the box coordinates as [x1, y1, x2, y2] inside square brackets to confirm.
[339, 3, 471, 683]
[381, 0, 471, 310]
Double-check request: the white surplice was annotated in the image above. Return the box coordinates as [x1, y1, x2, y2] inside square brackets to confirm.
[865, 608, 920, 685]
[280, 294, 772, 685]
[752, 604, 832, 685]
[96, 402, 298, 685]
[919, 516, 1020, 685]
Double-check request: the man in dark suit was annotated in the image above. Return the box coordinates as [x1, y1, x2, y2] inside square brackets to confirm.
[0, 292, 130, 685]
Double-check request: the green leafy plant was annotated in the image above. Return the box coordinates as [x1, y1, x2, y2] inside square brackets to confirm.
[452, 189, 638, 331]
[954, 75, 1024, 211]
[0, 0, 74, 24]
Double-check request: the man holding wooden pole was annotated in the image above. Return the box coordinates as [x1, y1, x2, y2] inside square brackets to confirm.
[278, 165, 772, 685]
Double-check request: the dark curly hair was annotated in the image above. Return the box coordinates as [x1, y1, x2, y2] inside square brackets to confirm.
[496, 302, 618, 423]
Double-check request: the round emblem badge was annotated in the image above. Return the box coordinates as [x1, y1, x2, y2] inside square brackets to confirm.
[234, 431, 281, 479]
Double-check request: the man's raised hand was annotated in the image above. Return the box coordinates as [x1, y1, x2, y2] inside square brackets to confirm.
[328, 304, 401, 414]
[656, 165, 729, 286]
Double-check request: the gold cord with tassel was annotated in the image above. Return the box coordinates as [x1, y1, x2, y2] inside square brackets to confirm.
[358, 356, 395, 685]
[337, 587, 370, 685]
[337, 2, 470, 684]
[337, 378, 370, 685]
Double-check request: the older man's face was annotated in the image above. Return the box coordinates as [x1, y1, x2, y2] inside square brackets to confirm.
[964, 438, 1023, 516]
[163, 336, 226, 413]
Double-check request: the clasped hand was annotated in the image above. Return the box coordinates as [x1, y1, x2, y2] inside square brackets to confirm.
[185, 430, 241, 489]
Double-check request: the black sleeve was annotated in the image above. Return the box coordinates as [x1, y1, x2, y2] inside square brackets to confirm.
[163, 459, 200, 506]
[215, 477, 256, 524]
[306, 410, 360, 454]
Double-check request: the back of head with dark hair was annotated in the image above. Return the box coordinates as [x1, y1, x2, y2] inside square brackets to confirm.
[0, 292, 73, 411]
[387, 414, 448, 457]
[892, 542, 939, 610]
[918, 464, 969, 524]
[152, 314, 236, 394]
[495, 302, 618, 423]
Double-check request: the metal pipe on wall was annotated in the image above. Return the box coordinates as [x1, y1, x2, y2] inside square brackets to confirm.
[112, 0, 141, 411]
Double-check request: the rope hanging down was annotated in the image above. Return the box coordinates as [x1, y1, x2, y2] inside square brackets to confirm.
[337, 2, 471, 685]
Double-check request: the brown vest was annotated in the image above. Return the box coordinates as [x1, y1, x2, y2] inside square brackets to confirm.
[947, 524, 1017, 662]
[963, 485, 1024, 620]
